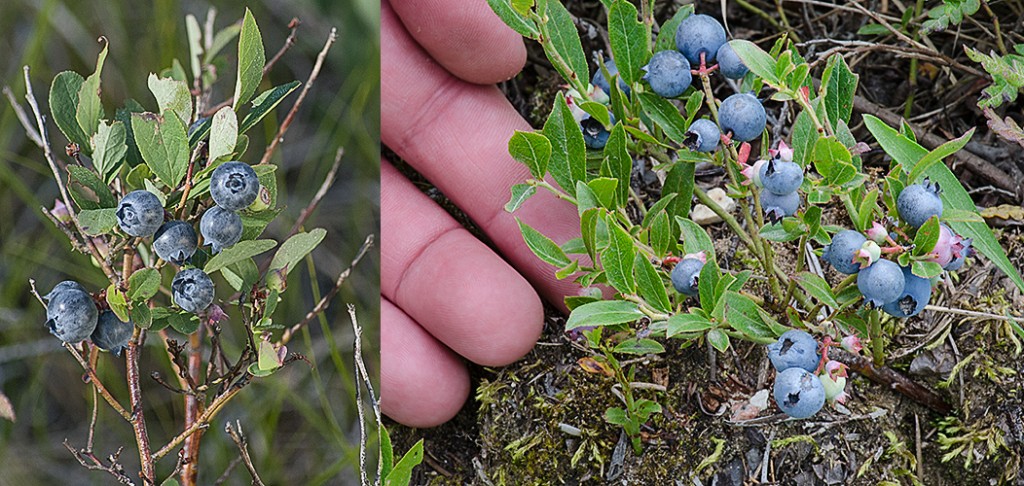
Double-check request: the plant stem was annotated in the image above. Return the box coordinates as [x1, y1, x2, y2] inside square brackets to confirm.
[181, 330, 204, 486]
[126, 327, 155, 484]
[783, 233, 808, 305]
[869, 309, 885, 366]
[533, 179, 578, 205]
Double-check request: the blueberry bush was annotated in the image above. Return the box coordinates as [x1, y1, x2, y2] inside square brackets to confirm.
[454, 0, 1024, 481]
[4, 8, 373, 485]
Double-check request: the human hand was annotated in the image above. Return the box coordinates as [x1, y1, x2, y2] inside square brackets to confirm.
[380, 0, 585, 427]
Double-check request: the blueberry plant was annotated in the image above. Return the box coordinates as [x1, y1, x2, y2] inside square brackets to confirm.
[488, 0, 1024, 455]
[5, 9, 365, 485]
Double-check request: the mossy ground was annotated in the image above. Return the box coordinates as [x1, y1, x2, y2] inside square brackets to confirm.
[389, 0, 1024, 483]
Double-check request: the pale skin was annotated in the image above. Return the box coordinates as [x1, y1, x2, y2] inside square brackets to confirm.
[381, 0, 585, 427]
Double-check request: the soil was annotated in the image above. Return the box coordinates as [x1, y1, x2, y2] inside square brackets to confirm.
[389, 1, 1024, 484]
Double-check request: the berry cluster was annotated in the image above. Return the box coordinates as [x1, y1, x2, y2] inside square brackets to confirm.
[821, 179, 973, 317]
[767, 330, 853, 418]
[111, 161, 261, 316]
[572, 13, 765, 151]
[744, 142, 803, 223]
[44, 281, 133, 355]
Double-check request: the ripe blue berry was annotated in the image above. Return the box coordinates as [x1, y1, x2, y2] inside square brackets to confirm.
[675, 14, 727, 65]
[767, 330, 820, 373]
[91, 310, 134, 356]
[761, 159, 803, 195]
[944, 240, 974, 271]
[44, 280, 87, 302]
[670, 257, 704, 297]
[581, 115, 610, 149]
[592, 59, 630, 97]
[46, 288, 98, 343]
[153, 221, 198, 265]
[773, 367, 826, 419]
[210, 162, 260, 211]
[642, 50, 692, 98]
[716, 42, 749, 79]
[896, 179, 943, 228]
[857, 259, 905, 307]
[881, 266, 931, 318]
[116, 190, 164, 237]
[172, 268, 215, 314]
[200, 206, 243, 254]
[822, 230, 867, 275]
[718, 93, 766, 142]
[761, 190, 800, 223]
[684, 118, 720, 152]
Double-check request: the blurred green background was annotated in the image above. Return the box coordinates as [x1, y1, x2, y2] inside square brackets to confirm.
[0, 0, 379, 484]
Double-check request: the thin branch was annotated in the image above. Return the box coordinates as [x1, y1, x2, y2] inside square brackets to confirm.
[259, 28, 337, 165]
[263, 18, 301, 76]
[225, 421, 265, 486]
[287, 147, 344, 237]
[280, 234, 374, 345]
[62, 342, 131, 421]
[348, 304, 372, 486]
[153, 382, 246, 461]
[64, 441, 135, 485]
[125, 327, 155, 484]
[3, 85, 43, 145]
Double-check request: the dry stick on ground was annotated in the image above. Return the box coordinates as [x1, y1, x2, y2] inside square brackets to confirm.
[830, 348, 953, 415]
[225, 421, 265, 486]
[259, 27, 337, 165]
[851, 94, 1024, 200]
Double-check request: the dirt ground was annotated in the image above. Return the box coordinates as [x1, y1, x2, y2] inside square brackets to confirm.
[389, 0, 1024, 484]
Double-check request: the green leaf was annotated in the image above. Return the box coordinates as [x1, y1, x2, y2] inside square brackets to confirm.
[168, 312, 200, 335]
[913, 216, 941, 256]
[508, 130, 551, 179]
[634, 253, 670, 313]
[505, 183, 536, 213]
[698, 259, 720, 313]
[758, 217, 805, 242]
[205, 23, 242, 64]
[540, 0, 588, 87]
[486, 0, 539, 38]
[185, 14, 203, 82]
[106, 284, 129, 322]
[676, 217, 716, 261]
[864, 114, 1024, 292]
[517, 218, 571, 267]
[608, 0, 648, 86]
[208, 106, 238, 162]
[614, 338, 665, 355]
[221, 258, 260, 291]
[813, 136, 856, 186]
[666, 312, 714, 337]
[131, 112, 189, 188]
[721, 292, 777, 343]
[385, 439, 425, 486]
[205, 239, 278, 274]
[543, 92, 586, 196]
[664, 162, 695, 220]
[856, 188, 879, 232]
[565, 300, 642, 330]
[78, 208, 117, 235]
[580, 208, 601, 261]
[587, 178, 619, 210]
[649, 211, 674, 258]
[76, 40, 108, 139]
[128, 268, 162, 302]
[792, 272, 839, 309]
[707, 328, 730, 352]
[238, 80, 301, 134]
[268, 229, 326, 277]
[907, 127, 974, 183]
[601, 218, 636, 294]
[603, 123, 632, 206]
[233, 8, 266, 110]
[728, 39, 779, 84]
[49, 71, 90, 148]
[820, 53, 858, 129]
[911, 260, 943, 279]
[67, 165, 116, 209]
[91, 120, 128, 183]
[147, 74, 193, 126]
[131, 304, 152, 329]
[790, 108, 819, 168]
[579, 101, 611, 126]
[116, 99, 146, 167]
[654, 5, 693, 53]
[963, 46, 1024, 108]
[240, 208, 282, 240]
[637, 92, 689, 144]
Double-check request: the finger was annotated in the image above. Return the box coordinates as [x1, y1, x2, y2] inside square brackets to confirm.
[388, 0, 526, 84]
[381, 162, 543, 366]
[382, 4, 583, 309]
[380, 297, 469, 428]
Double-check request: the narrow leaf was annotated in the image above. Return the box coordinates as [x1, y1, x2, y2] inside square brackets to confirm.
[601, 218, 636, 294]
[128, 268, 162, 302]
[508, 130, 551, 179]
[543, 92, 586, 196]
[268, 228, 327, 277]
[49, 71, 90, 148]
[608, 0, 648, 85]
[148, 74, 193, 126]
[131, 112, 190, 188]
[233, 8, 266, 110]
[565, 300, 642, 330]
[238, 80, 301, 133]
[205, 239, 278, 273]
[541, 0, 588, 87]
[209, 106, 238, 161]
[634, 253, 670, 313]
[505, 183, 536, 212]
[76, 40, 108, 139]
[517, 218, 571, 267]
[91, 120, 128, 182]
